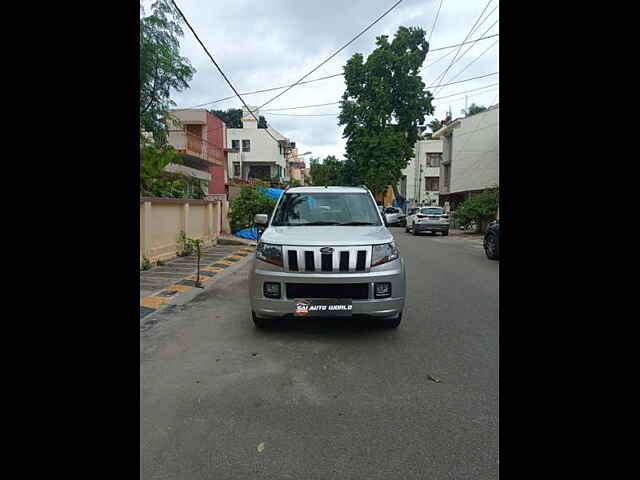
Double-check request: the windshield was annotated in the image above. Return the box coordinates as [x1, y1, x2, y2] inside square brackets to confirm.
[420, 207, 445, 215]
[271, 192, 382, 226]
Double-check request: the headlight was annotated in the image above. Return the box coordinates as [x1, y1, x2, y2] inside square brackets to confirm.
[371, 242, 400, 267]
[256, 242, 283, 267]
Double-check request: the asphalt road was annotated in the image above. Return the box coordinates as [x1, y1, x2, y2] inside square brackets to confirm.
[140, 229, 499, 479]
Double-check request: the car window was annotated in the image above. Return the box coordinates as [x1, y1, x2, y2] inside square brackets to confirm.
[271, 192, 382, 226]
[420, 207, 445, 215]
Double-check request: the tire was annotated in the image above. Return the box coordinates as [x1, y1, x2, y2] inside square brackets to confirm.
[412, 223, 418, 235]
[405, 223, 410, 233]
[381, 313, 402, 329]
[484, 233, 499, 260]
[441, 230, 449, 236]
[252, 311, 273, 329]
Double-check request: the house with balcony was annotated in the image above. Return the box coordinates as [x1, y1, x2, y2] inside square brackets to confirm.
[226, 106, 292, 182]
[399, 139, 443, 208]
[433, 104, 499, 211]
[167, 109, 231, 199]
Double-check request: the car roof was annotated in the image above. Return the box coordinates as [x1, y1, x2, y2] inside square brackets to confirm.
[286, 186, 369, 194]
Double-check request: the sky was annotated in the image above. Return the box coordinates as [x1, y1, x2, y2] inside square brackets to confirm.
[152, 0, 499, 166]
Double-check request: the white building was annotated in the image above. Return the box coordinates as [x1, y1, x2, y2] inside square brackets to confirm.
[226, 106, 291, 182]
[433, 105, 499, 210]
[399, 139, 443, 207]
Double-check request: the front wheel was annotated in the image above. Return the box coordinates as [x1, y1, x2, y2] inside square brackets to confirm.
[484, 234, 499, 260]
[380, 313, 402, 329]
[412, 224, 418, 235]
[252, 311, 273, 329]
[441, 230, 449, 236]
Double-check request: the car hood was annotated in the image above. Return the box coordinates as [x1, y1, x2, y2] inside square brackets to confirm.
[261, 226, 393, 246]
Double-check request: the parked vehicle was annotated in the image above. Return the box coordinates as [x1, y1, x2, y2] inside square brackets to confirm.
[250, 186, 406, 329]
[406, 206, 449, 235]
[484, 220, 499, 260]
[381, 206, 406, 227]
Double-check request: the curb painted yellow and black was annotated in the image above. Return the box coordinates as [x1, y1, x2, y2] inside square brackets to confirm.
[140, 247, 255, 319]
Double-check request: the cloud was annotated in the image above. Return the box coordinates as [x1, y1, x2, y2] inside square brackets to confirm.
[160, 0, 499, 159]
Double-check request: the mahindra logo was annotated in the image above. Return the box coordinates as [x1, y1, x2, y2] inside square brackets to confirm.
[320, 247, 334, 254]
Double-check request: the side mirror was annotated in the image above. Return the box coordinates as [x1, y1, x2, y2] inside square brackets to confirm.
[254, 214, 269, 226]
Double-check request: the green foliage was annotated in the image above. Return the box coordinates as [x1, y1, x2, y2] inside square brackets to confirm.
[177, 230, 193, 256]
[308, 156, 361, 186]
[156, 259, 165, 266]
[185, 237, 205, 287]
[140, 0, 196, 143]
[454, 187, 499, 233]
[140, 134, 207, 199]
[229, 183, 276, 233]
[288, 178, 301, 187]
[141, 256, 152, 271]
[339, 26, 434, 197]
[208, 108, 268, 129]
[462, 103, 488, 117]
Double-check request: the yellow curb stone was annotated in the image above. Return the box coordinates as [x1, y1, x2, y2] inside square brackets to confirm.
[202, 266, 225, 273]
[217, 260, 234, 266]
[227, 255, 243, 261]
[185, 274, 211, 282]
[140, 297, 169, 309]
[168, 285, 191, 292]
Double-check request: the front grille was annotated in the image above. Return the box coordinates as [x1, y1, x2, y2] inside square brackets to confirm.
[285, 283, 369, 300]
[283, 245, 372, 273]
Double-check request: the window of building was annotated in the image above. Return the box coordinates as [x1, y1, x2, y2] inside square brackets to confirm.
[426, 153, 441, 167]
[233, 162, 241, 177]
[242, 139, 251, 152]
[425, 176, 439, 191]
[231, 140, 239, 151]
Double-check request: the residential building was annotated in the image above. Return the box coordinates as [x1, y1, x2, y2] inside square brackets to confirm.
[399, 139, 443, 207]
[433, 104, 499, 210]
[226, 106, 292, 182]
[167, 109, 230, 199]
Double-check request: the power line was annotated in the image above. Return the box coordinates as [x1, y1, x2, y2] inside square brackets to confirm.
[256, 0, 404, 111]
[431, 0, 493, 96]
[256, 73, 498, 113]
[178, 33, 499, 109]
[170, 0, 283, 146]
[434, 40, 498, 95]
[428, 0, 445, 43]
[432, 19, 498, 96]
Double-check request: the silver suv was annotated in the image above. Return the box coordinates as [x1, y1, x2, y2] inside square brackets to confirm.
[249, 186, 406, 329]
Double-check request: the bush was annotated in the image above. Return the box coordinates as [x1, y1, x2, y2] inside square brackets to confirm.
[454, 187, 499, 233]
[229, 183, 277, 233]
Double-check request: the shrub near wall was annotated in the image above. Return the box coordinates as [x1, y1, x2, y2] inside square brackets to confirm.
[228, 184, 276, 233]
[454, 187, 499, 233]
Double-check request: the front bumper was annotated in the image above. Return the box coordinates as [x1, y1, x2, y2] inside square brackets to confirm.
[249, 258, 406, 319]
[414, 223, 449, 232]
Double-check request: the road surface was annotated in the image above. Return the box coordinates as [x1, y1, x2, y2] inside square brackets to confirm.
[140, 229, 499, 479]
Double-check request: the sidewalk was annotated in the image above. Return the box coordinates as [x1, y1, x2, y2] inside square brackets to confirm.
[140, 243, 255, 321]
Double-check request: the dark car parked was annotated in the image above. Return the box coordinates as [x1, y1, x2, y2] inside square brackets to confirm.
[484, 220, 499, 260]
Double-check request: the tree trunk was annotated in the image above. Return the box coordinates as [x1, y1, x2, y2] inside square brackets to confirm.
[391, 183, 405, 209]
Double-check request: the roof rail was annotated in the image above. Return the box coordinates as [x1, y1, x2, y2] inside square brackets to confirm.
[358, 185, 370, 191]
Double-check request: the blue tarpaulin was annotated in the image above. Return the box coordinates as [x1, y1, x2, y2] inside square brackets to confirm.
[257, 187, 285, 200]
[234, 227, 259, 240]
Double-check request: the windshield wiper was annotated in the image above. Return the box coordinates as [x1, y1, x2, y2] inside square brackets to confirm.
[338, 221, 377, 226]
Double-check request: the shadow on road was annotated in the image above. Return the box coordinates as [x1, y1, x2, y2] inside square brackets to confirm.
[255, 316, 396, 339]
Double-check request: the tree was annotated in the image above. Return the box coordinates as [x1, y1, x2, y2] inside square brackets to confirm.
[339, 26, 434, 202]
[454, 187, 499, 233]
[309, 156, 346, 186]
[140, 0, 196, 143]
[208, 108, 269, 129]
[229, 183, 276, 233]
[461, 103, 488, 117]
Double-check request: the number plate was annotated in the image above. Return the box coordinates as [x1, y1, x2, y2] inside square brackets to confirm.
[294, 299, 353, 317]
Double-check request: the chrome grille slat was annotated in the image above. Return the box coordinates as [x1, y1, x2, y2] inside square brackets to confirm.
[283, 245, 372, 273]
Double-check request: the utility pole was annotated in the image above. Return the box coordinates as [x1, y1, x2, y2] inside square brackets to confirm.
[465, 95, 468, 115]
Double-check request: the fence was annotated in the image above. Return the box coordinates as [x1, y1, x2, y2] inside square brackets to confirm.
[140, 197, 222, 266]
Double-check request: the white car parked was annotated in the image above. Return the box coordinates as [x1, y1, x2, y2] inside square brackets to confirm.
[406, 206, 450, 236]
